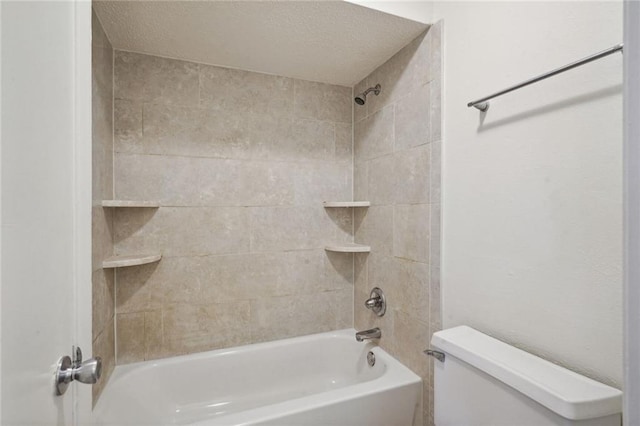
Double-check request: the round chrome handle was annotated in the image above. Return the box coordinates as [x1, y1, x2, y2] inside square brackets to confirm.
[364, 297, 380, 309]
[55, 353, 102, 395]
[364, 287, 386, 317]
[74, 357, 102, 384]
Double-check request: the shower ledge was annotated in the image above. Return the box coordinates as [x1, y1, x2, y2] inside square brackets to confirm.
[323, 201, 370, 208]
[102, 200, 160, 208]
[102, 254, 162, 269]
[325, 243, 371, 253]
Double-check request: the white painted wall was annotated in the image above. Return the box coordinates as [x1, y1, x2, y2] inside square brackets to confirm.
[371, 1, 623, 386]
[437, 1, 623, 387]
[623, 0, 640, 420]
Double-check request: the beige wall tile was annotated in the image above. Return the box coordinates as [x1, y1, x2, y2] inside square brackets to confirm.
[111, 50, 356, 365]
[430, 140, 441, 203]
[92, 316, 115, 403]
[324, 250, 354, 290]
[293, 80, 351, 123]
[354, 252, 368, 294]
[326, 207, 355, 244]
[92, 11, 110, 50]
[116, 312, 145, 364]
[291, 161, 352, 206]
[142, 103, 254, 159]
[354, 161, 369, 202]
[354, 206, 393, 256]
[113, 99, 143, 154]
[115, 51, 199, 106]
[392, 310, 430, 382]
[249, 206, 337, 251]
[197, 159, 296, 207]
[395, 83, 431, 151]
[114, 206, 250, 257]
[354, 105, 394, 162]
[393, 204, 430, 262]
[93, 90, 114, 200]
[290, 119, 335, 160]
[92, 206, 113, 272]
[144, 310, 163, 361]
[429, 78, 442, 144]
[252, 117, 335, 162]
[367, 253, 401, 291]
[149, 250, 351, 307]
[114, 153, 201, 205]
[115, 154, 302, 206]
[394, 144, 431, 205]
[200, 64, 294, 117]
[92, 269, 114, 339]
[250, 289, 352, 343]
[335, 122, 353, 160]
[353, 78, 369, 123]
[334, 288, 354, 329]
[427, 22, 442, 88]
[429, 203, 442, 333]
[392, 258, 430, 320]
[365, 31, 431, 115]
[368, 155, 396, 205]
[115, 262, 164, 314]
[92, 39, 112, 101]
[162, 302, 251, 357]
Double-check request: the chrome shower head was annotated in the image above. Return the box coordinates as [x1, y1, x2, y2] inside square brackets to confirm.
[354, 84, 381, 106]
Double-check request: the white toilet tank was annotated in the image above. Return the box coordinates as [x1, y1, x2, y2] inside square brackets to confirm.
[431, 326, 622, 426]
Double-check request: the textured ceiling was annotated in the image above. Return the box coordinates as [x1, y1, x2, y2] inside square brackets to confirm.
[93, 1, 428, 87]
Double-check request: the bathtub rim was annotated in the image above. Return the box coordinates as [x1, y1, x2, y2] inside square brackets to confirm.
[93, 328, 422, 425]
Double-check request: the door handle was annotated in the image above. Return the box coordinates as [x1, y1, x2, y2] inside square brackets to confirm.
[55, 346, 102, 396]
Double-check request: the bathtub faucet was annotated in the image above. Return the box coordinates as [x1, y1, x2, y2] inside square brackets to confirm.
[355, 327, 381, 342]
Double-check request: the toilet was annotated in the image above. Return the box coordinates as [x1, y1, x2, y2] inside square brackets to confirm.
[431, 326, 622, 426]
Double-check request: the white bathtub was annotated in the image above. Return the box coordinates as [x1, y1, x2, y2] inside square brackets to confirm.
[92, 329, 422, 426]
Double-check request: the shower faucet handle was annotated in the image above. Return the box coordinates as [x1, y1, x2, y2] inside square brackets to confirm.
[364, 287, 386, 317]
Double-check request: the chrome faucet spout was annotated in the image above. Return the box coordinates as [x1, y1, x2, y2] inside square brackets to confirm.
[355, 327, 381, 342]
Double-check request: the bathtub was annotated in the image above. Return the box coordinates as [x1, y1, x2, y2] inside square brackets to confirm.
[92, 329, 422, 426]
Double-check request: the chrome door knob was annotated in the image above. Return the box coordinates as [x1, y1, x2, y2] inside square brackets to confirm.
[74, 356, 102, 384]
[55, 346, 102, 396]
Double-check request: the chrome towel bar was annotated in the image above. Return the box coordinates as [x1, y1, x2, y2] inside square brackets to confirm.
[468, 43, 623, 111]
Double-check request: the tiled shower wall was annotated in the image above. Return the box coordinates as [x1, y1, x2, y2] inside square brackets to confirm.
[353, 24, 442, 426]
[112, 51, 354, 363]
[91, 10, 116, 402]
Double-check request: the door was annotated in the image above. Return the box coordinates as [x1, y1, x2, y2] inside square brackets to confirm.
[1, 1, 92, 424]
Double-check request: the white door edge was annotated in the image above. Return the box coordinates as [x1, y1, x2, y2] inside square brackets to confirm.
[71, 0, 93, 424]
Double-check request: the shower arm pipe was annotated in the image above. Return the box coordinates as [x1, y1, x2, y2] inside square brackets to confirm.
[467, 43, 624, 111]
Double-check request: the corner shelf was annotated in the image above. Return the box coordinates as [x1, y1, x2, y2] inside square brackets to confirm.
[324, 243, 371, 253]
[323, 201, 370, 208]
[102, 200, 160, 208]
[102, 254, 162, 269]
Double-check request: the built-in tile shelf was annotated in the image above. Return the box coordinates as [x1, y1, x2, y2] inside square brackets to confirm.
[324, 243, 371, 253]
[102, 200, 160, 208]
[102, 254, 162, 269]
[323, 201, 371, 208]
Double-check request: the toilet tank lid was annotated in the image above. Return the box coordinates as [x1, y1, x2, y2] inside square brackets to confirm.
[431, 326, 622, 421]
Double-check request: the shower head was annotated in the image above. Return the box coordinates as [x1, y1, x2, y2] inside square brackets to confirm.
[354, 84, 381, 105]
